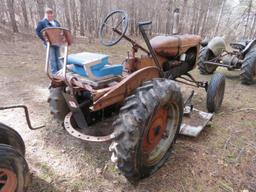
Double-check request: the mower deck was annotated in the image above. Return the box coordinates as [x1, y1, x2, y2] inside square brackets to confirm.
[180, 107, 213, 137]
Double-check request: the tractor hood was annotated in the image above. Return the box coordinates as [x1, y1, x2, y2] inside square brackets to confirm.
[150, 34, 201, 57]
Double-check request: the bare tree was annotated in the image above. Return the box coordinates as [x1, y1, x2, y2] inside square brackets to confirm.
[214, 0, 226, 36]
[250, 13, 256, 38]
[70, 0, 78, 36]
[166, 0, 173, 34]
[20, 0, 29, 29]
[63, 0, 71, 30]
[79, 0, 85, 36]
[244, 0, 253, 37]
[36, 0, 45, 19]
[194, 0, 202, 34]
[6, 0, 18, 32]
[190, 0, 197, 33]
[180, 0, 188, 33]
[199, 0, 213, 36]
[1, 0, 255, 41]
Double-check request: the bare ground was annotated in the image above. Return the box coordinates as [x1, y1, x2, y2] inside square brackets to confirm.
[0, 32, 256, 192]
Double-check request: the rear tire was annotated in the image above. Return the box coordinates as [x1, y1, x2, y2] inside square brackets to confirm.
[48, 87, 70, 123]
[109, 79, 183, 182]
[0, 144, 30, 192]
[0, 123, 25, 156]
[207, 73, 225, 113]
[198, 47, 218, 74]
[240, 48, 256, 85]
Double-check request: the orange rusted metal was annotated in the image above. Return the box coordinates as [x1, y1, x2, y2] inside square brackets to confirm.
[0, 168, 17, 192]
[42, 27, 72, 46]
[93, 66, 161, 111]
[143, 106, 168, 152]
[150, 34, 201, 57]
[124, 55, 167, 73]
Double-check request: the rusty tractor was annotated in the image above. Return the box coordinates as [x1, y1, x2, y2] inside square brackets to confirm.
[198, 37, 256, 85]
[0, 105, 44, 192]
[42, 10, 225, 182]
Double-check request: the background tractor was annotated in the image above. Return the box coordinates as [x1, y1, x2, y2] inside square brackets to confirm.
[0, 105, 44, 192]
[43, 10, 225, 182]
[198, 37, 256, 85]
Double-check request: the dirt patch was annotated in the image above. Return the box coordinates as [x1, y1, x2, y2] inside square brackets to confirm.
[0, 33, 256, 192]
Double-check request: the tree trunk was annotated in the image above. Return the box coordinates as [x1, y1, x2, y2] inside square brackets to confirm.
[180, 0, 188, 33]
[63, 0, 71, 30]
[214, 0, 226, 36]
[79, 0, 85, 36]
[36, 0, 45, 20]
[166, 0, 173, 34]
[0, 0, 9, 25]
[194, 1, 202, 34]
[244, 0, 252, 37]
[70, 0, 78, 36]
[190, 0, 196, 33]
[250, 13, 256, 39]
[129, 0, 135, 35]
[6, 0, 18, 33]
[20, 0, 29, 29]
[29, 5, 35, 28]
[199, 0, 213, 36]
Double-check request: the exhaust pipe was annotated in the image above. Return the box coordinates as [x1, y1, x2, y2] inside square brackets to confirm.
[173, 8, 180, 35]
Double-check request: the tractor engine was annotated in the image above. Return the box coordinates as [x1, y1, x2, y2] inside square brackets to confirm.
[162, 48, 197, 79]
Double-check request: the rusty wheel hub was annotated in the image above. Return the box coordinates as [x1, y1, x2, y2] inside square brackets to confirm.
[143, 107, 168, 152]
[0, 168, 17, 192]
[142, 103, 180, 166]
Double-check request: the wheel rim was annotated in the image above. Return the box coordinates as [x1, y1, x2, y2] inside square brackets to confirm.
[0, 168, 17, 192]
[142, 102, 180, 166]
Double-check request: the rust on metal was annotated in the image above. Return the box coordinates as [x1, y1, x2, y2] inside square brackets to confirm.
[143, 106, 168, 152]
[42, 27, 72, 46]
[43, 27, 72, 81]
[0, 168, 17, 192]
[93, 66, 161, 111]
[64, 112, 115, 142]
[150, 35, 201, 57]
[180, 108, 213, 137]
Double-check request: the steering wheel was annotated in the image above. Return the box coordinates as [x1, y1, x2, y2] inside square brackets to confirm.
[99, 10, 128, 46]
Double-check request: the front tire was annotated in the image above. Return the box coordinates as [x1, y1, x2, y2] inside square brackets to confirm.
[240, 48, 256, 85]
[109, 79, 183, 182]
[207, 73, 225, 113]
[0, 144, 30, 192]
[198, 47, 218, 74]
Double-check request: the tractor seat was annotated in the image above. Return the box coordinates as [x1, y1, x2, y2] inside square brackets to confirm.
[150, 34, 201, 57]
[67, 52, 123, 81]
